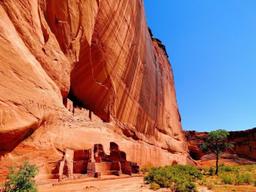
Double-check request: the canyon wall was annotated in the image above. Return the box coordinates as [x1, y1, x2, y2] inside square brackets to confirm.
[0, 0, 188, 179]
[229, 128, 256, 160]
[186, 128, 256, 161]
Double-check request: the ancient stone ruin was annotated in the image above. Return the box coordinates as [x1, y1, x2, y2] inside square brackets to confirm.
[57, 142, 139, 180]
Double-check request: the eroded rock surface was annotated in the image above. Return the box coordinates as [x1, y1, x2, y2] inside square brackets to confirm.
[186, 128, 256, 161]
[229, 128, 256, 160]
[0, 0, 188, 180]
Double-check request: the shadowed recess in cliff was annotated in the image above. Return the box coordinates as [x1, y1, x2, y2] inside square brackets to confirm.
[68, 0, 183, 143]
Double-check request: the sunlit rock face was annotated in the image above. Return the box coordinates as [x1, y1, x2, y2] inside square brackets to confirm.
[0, 0, 188, 179]
[0, 1, 66, 153]
[185, 129, 256, 161]
[229, 128, 256, 160]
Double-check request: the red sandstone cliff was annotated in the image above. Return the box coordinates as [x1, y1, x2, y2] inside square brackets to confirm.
[229, 128, 256, 160]
[186, 128, 256, 161]
[0, 0, 188, 179]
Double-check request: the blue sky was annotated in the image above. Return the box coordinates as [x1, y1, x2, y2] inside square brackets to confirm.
[144, 0, 256, 131]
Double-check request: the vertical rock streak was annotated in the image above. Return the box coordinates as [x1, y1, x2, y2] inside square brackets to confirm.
[0, 0, 188, 176]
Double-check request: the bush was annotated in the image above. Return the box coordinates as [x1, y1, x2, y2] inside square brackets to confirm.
[3, 161, 38, 192]
[218, 166, 255, 186]
[198, 177, 207, 186]
[141, 163, 154, 174]
[208, 167, 214, 176]
[144, 165, 201, 192]
[219, 165, 239, 173]
[175, 181, 197, 192]
[235, 173, 253, 185]
[150, 182, 160, 191]
[221, 174, 234, 184]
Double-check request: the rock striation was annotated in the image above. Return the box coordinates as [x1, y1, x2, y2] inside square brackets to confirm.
[0, 0, 188, 180]
[229, 128, 256, 160]
[186, 128, 256, 161]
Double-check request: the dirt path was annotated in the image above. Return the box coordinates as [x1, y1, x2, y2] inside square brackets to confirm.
[38, 176, 213, 192]
[38, 176, 154, 192]
[198, 186, 213, 192]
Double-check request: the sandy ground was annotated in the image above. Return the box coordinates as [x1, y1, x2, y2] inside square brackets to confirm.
[38, 176, 212, 192]
[198, 153, 256, 167]
[198, 186, 212, 192]
[38, 176, 155, 192]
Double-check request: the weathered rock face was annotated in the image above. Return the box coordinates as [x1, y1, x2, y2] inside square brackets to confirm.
[185, 131, 207, 160]
[186, 129, 256, 161]
[46, 0, 184, 146]
[0, 2, 64, 153]
[0, 0, 188, 179]
[229, 128, 256, 160]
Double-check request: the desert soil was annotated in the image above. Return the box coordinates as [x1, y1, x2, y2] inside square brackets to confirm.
[38, 176, 155, 192]
[38, 175, 212, 192]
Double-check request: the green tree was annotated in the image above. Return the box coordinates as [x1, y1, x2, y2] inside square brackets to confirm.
[201, 129, 233, 175]
[3, 161, 38, 192]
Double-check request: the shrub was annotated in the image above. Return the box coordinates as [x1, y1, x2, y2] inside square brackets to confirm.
[235, 173, 253, 185]
[219, 165, 239, 173]
[141, 163, 154, 174]
[221, 174, 234, 184]
[3, 161, 38, 192]
[150, 182, 160, 191]
[175, 180, 197, 192]
[208, 167, 215, 176]
[198, 177, 207, 186]
[144, 165, 201, 192]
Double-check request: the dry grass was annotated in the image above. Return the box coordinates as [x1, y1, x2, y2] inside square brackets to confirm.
[213, 185, 256, 192]
[199, 164, 256, 192]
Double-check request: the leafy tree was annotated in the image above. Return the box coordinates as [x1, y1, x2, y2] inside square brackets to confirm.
[3, 161, 38, 192]
[201, 129, 233, 175]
